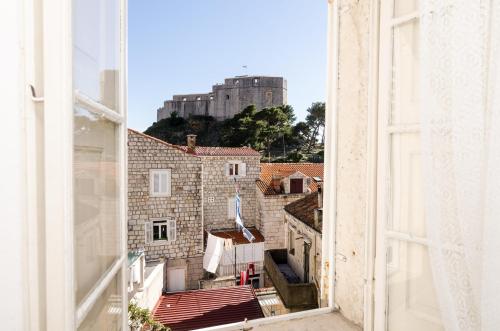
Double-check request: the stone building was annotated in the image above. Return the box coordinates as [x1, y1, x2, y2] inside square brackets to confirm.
[157, 76, 287, 121]
[128, 129, 204, 291]
[176, 137, 261, 231]
[256, 163, 324, 250]
[128, 130, 261, 292]
[284, 190, 323, 296]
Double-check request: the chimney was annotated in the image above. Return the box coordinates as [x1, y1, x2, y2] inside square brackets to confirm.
[187, 134, 197, 150]
[271, 175, 283, 193]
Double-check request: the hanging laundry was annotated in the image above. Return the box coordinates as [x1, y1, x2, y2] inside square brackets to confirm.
[235, 194, 244, 227]
[223, 238, 233, 251]
[248, 263, 255, 276]
[203, 233, 225, 273]
[240, 270, 248, 286]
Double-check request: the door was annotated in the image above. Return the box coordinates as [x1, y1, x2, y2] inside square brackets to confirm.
[167, 268, 186, 292]
[303, 243, 310, 283]
[374, 1, 444, 330]
[290, 178, 303, 194]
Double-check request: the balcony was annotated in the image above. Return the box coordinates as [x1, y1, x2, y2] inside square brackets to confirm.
[264, 249, 318, 310]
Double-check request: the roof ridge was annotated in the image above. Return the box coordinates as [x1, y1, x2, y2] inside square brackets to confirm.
[128, 128, 199, 157]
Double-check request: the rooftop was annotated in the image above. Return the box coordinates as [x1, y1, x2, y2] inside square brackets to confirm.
[177, 145, 261, 157]
[284, 192, 322, 233]
[128, 129, 261, 157]
[152, 286, 264, 331]
[210, 228, 265, 245]
[257, 163, 324, 195]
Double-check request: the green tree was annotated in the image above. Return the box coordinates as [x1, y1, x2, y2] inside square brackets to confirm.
[305, 102, 325, 152]
[253, 106, 293, 162]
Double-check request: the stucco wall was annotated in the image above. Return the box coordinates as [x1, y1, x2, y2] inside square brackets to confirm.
[334, 0, 371, 326]
[201, 156, 260, 231]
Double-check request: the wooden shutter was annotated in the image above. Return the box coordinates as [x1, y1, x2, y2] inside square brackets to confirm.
[224, 163, 230, 176]
[144, 221, 153, 244]
[240, 162, 247, 177]
[168, 219, 176, 242]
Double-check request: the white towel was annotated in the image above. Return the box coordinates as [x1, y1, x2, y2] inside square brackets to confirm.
[203, 233, 225, 273]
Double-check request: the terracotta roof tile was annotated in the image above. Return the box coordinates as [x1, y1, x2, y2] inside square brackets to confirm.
[152, 286, 264, 331]
[128, 129, 260, 157]
[177, 145, 261, 157]
[257, 163, 324, 195]
[284, 192, 322, 233]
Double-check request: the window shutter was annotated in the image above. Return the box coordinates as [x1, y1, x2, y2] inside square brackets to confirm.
[240, 163, 246, 177]
[224, 163, 230, 176]
[153, 173, 160, 194]
[144, 221, 153, 244]
[168, 219, 176, 242]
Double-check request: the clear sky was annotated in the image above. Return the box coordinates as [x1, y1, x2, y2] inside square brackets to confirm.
[128, 0, 328, 131]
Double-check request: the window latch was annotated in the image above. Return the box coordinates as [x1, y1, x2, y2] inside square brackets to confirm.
[30, 85, 44, 103]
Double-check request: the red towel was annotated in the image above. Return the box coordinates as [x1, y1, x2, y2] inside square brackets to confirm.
[240, 270, 248, 285]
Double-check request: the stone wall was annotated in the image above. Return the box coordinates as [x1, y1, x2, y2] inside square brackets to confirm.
[157, 76, 287, 121]
[201, 156, 260, 231]
[127, 130, 203, 266]
[256, 190, 306, 250]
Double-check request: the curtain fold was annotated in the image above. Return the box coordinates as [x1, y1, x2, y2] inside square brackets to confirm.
[420, 1, 500, 330]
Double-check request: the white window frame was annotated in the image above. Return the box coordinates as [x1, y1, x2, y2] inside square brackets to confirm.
[145, 218, 176, 244]
[149, 169, 171, 197]
[43, 0, 128, 329]
[225, 160, 246, 177]
[372, 1, 424, 331]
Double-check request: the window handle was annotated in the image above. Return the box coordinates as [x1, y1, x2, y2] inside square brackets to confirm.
[30, 85, 44, 103]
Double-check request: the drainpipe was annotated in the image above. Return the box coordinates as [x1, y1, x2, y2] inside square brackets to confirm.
[321, 0, 340, 310]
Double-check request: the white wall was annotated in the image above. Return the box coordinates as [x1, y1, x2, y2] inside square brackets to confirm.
[0, 0, 27, 329]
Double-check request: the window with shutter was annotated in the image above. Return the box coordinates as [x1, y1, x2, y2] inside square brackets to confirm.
[150, 169, 171, 197]
[226, 161, 246, 177]
[168, 219, 176, 242]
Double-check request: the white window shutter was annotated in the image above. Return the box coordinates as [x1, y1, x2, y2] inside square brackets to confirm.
[152, 173, 160, 194]
[168, 219, 176, 241]
[240, 162, 246, 177]
[144, 221, 153, 244]
[224, 163, 230, 176]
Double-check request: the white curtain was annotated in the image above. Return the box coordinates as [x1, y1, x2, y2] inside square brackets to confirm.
[420, 1, 500, 331]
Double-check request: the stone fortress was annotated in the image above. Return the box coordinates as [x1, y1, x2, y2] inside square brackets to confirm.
[157, 75, 287, 121]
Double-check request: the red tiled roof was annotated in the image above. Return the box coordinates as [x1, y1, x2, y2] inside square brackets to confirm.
[211, 228, 265, 244]
[257, 163, 324, 195]
[128, 129, 192, 155]
[177, 145, 261, 157]
[152, 286, 264, 331]
[128, 129, 261, 157]
[284, 192, 322, 233]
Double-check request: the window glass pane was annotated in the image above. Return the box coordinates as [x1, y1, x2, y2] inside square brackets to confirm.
[235, 163, 239, 175]
[390, 20, 420, 125]
[78, 272, 123, 331]
[387, 240, 443, 331]
[74, 107, 120, 305]
[73, 0, 120, 110]
[394, 0, 418, 17]
[389, 133, 426, 237]
[153, 225, 159, 240]
[161, 225, 168, 240]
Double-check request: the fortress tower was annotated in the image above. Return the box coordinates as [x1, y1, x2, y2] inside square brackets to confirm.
[157, 76, 287, 121]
